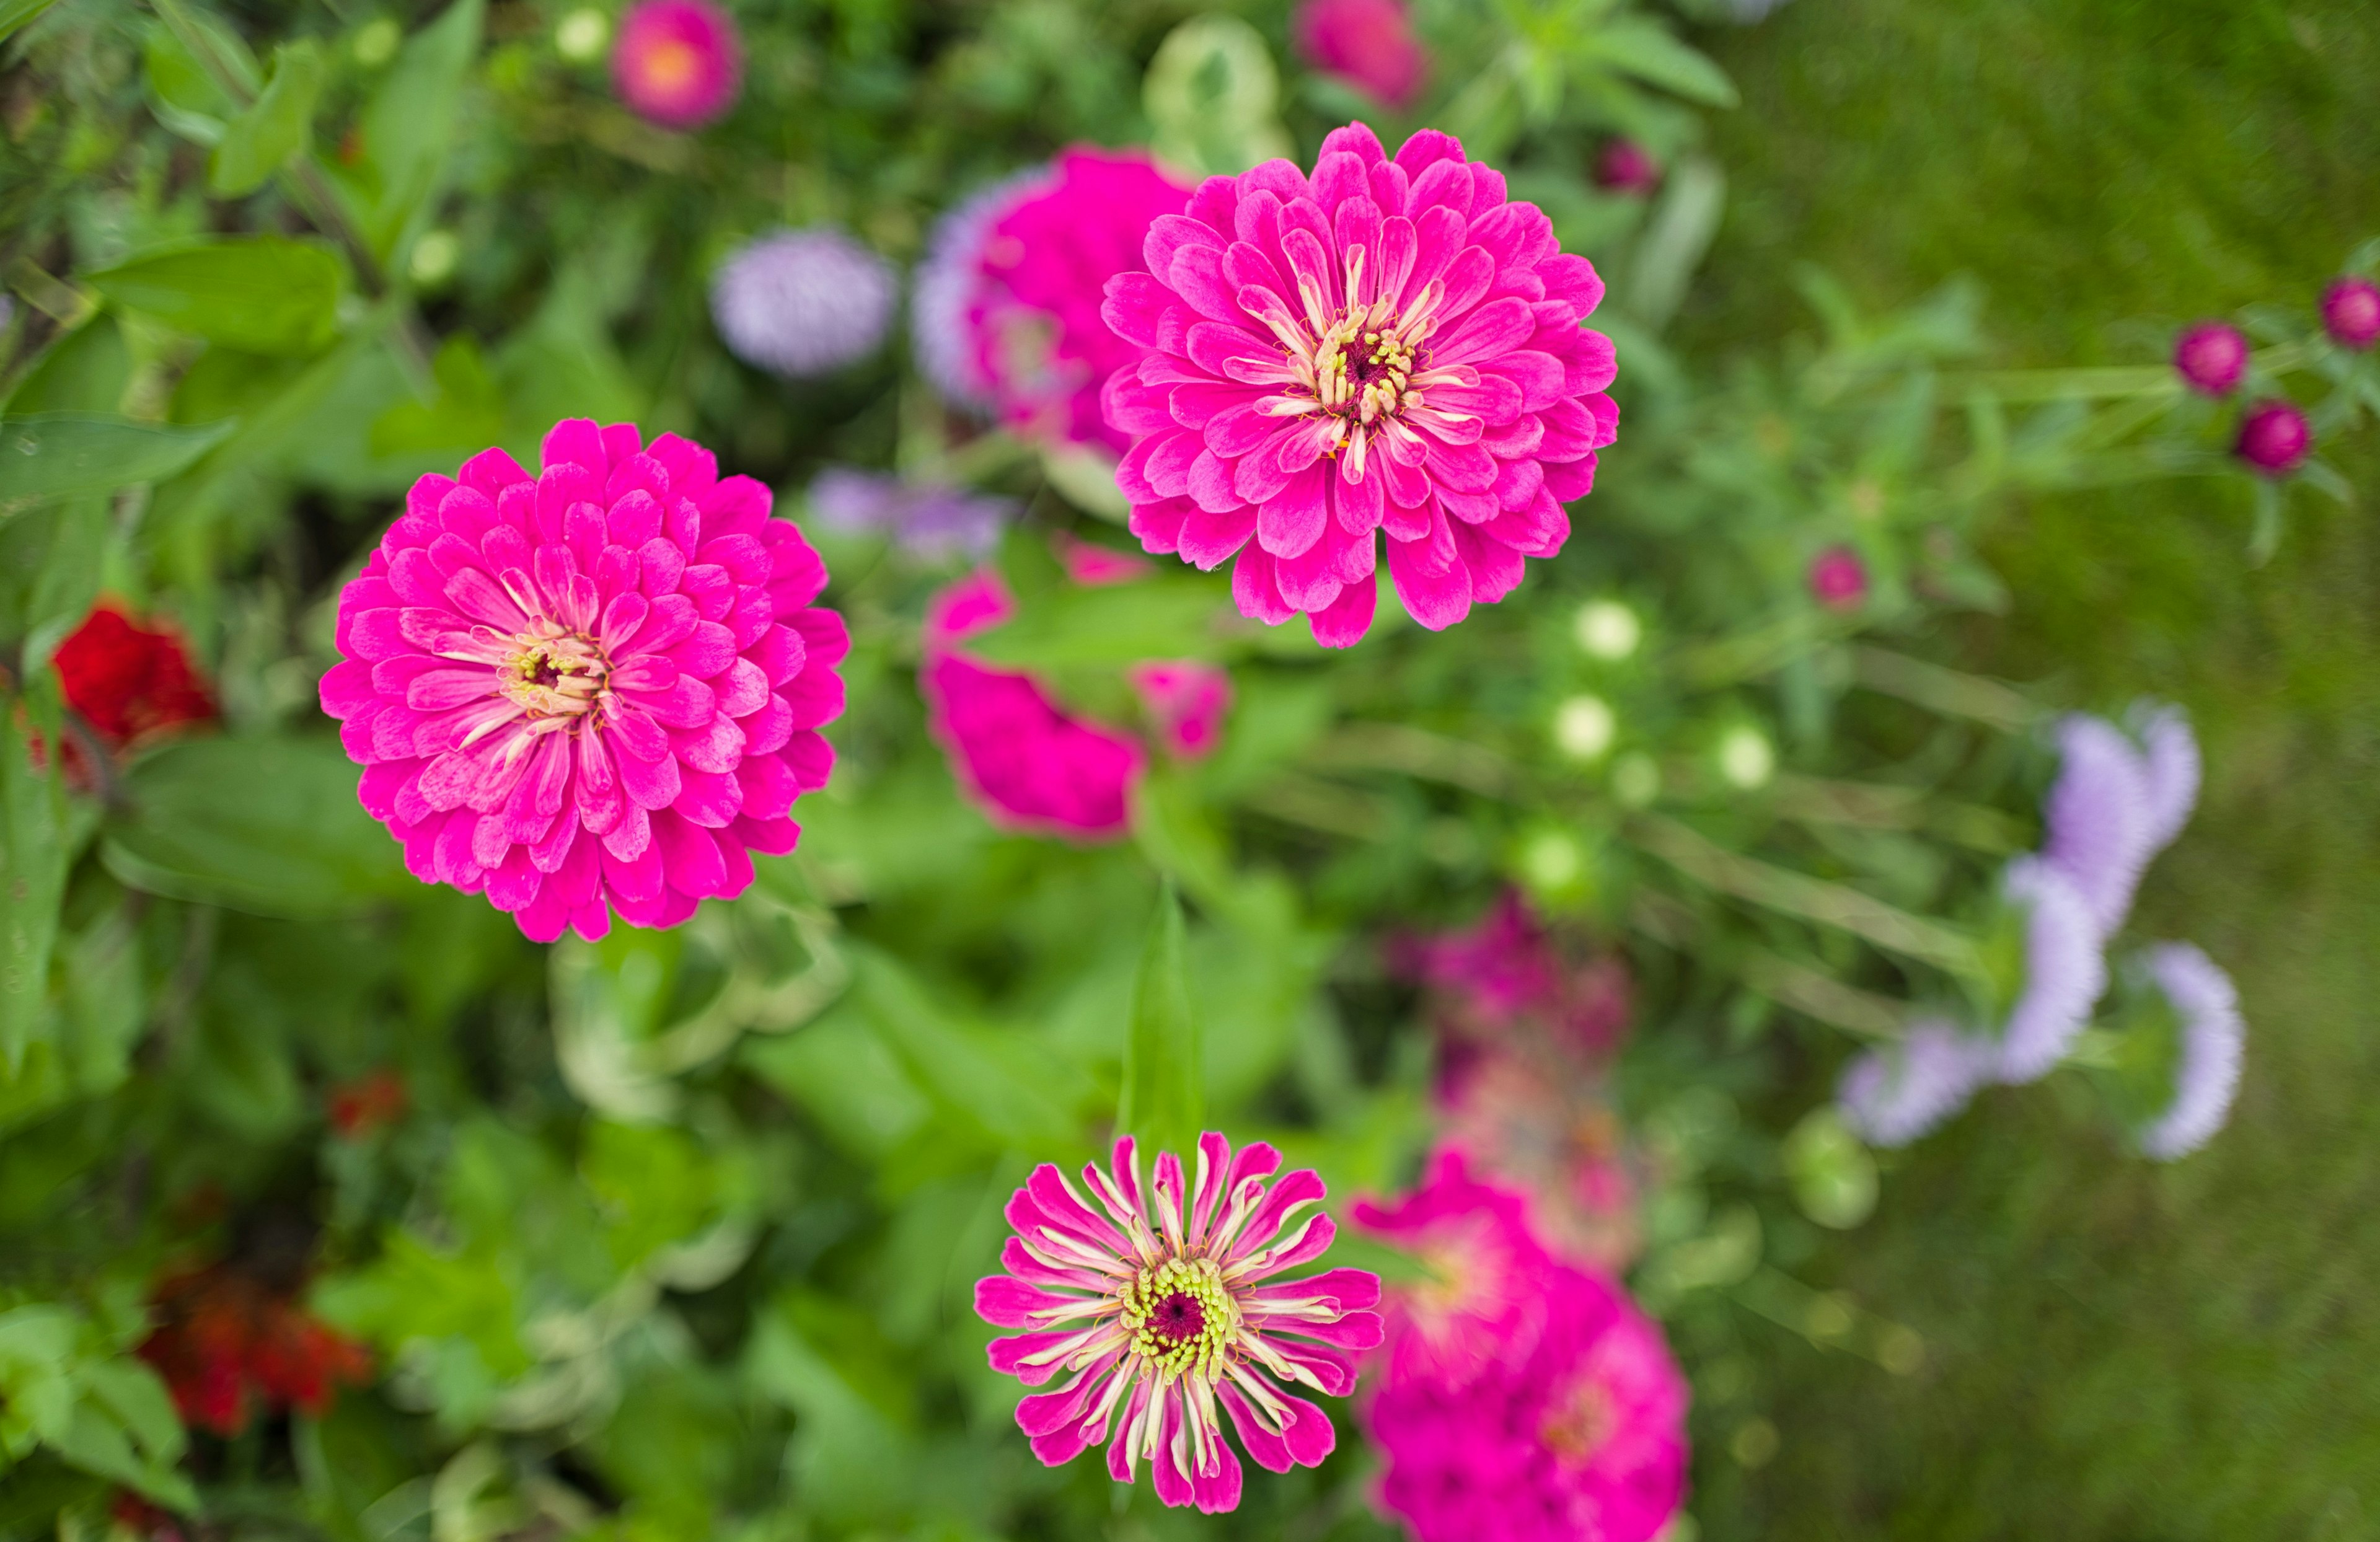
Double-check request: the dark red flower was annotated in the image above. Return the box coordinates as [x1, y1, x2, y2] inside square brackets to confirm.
[138, 1264, 370, 1437]
[46, 604, 216, 778]
[1594, 141, 1660, 196]
[327, 1070, 409, 1139]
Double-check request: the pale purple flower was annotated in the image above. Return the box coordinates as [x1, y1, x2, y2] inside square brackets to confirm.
[2136, 943, 2244, 1160]
[2042, 713, 2159, 937]
[912, 169, 1054, 411]
[1994, 857, 2108, 1083]
[1837, 1018, 1994, 1147]
[807, 467, 1011, 560]
[711, 229, 897, 377]
[2131, 701, 2201, 851]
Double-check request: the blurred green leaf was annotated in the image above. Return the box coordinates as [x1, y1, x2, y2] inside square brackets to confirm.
[208, 40, 327, 196]
[143, 18, 240, 144]
[1117, 881, 1201, 1160]
[369, 333, 503, 456]
[101, 736, 409, 917]
[963, 577, 1228, 669]
[846, 949, 1078, 1154]
[0, 0, 60, 43]
[332, 0, 485, 261]
[85, 238, 346, 356]
[0, 415, 234, 513]
[1143, 14, 1293, 177]
[1783, 1106, 1880, 1230]
[1580, 19, 1739, 107]
[0, 697, 68, 1075]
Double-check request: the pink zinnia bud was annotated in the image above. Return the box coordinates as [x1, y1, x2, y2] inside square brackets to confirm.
[1807, 544, 1868, 611]
[1102, 123, 1618, 648]
[976, 1133, 1384, 1514]
[319, 421, 847, 942]
[2171, 321, 2247, 396]
[2233, 398, 2310, 476]
[2320, 276, 2380, 350]
[612, 0, 741, 130]
[1291, 0, 1428, 111]
[1127, 661, 1232, 759]
[919, 571, 1144, 837]
[914, 152, 1194, 454]
[1593, 139, 1660, 196]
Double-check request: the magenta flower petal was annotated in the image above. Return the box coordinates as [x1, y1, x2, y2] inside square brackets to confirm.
[976, 1134, 1382, 1514]
[1292, 0, 1428, 110]
[611, 0, 741, 129]
[1101, 123, 1615, 646]
[2135, 941, 2245, 1160]
[319, 422, 844, 940]
[2171, 321, 2247, 396]
[1127, 661, 1232, 759]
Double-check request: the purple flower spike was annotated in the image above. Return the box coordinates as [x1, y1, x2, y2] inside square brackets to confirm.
[1838, 1019, 1994, 1147]
[2234, 399, 2311, 475]
[2320, 276, 2380, 350]
[1994, 857, 2107, 1083]
[2171, 322, 2247, 396]
[2136, 943, 2244, 1160]
[808, 467, 1012, 560]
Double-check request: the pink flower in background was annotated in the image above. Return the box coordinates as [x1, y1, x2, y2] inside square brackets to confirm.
[1593, 140, 1660, 196]
[1292, 0, 1428, 110]
[2320, 276, 2380, 349]
[913, 151, 1193, 454]
[1054, 532, 1154, 586]
[976, 1134, 1383, 1514]
[1358, 1153, 1688, 1542]
[1103, 123, 1616, 646]
[1128, 662, 1233, 759]
[612, 0, 741, 129]
[2234, 398, 2310, 475]
[919, 571, 1144, 838]
[319, 421, 844, 941]
[1807, 544, 1868, 611]
[1393, 891, 1630, 1056]
[2171, 322, 2247, 395]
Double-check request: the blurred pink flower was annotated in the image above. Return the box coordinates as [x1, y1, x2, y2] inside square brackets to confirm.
[1807, 544, 1868, 611]
[2234, 398, 2310, 475]
[319, 421, 844, 941]
[976, 1133, 1383, 1514]
[919, 571, 1144, 838]
[1393, 891, 1629, 1056]
[612, 0, 741, 129]
[914, 151, 1193, 454]
[1054, 532, 1154, 587]
[1357, 1152, 1688, 1542]
[2171, 321, 2247, 396]
[2320, 276, 2380, 349]
[1292, 0, 1428, 111]
[1594, 140, 1660, 196]
[1103, 123, 1616, 646]
[1127, 662, 1233, 759]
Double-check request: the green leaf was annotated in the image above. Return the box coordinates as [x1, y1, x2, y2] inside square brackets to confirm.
[962, 577, 1228, 669]
[333, 0, 485, 261]
[368, 334, 504, 456]
[0, 697, 68, 1075]
[85, 238, 347, 356]
[0, 496, 105, 671]
[0, 0, 60, 45]
[1580, 20, 1740, 108]
[1117, 881, 1201, 1161]
[77, 1361, 185, 1469]
[140, 10, 261, 146]
[1143, 14, 1293, 178]
[0, 415, 235, 513]
[208, 40, 327, 196]
[101, 736, 410, 917]
[846, 949, 1078, 1153]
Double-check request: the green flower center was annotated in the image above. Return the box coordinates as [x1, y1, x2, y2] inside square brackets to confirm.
[502, 625, 608, 721]
[1121, 1256, 1235, 1378]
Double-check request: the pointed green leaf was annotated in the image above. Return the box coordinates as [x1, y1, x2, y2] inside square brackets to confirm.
[0, 691, 68, 1075]
[208, 40, 327, 196]
[0, 415, 236, 511]
[0, 0, 61, 45]
[1580, 20, 1739, 108]
[333, 0, 485, 260]
[1118, 881, 1201, 1160]
[86, 237, 347, 355]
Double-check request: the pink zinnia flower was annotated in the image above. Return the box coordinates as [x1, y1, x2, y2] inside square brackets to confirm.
[976, 1134, 1384, 1515]
[611, 0, 741, 129]
[913, 151, 1193, 454]
[919, 571, 1144, 838]
[2234, 398, 2310, 475]
[1393, 890, 1629, 1055]
[2320, 276, 2380, 350]
[1103, 123, 1616, 646]
[1357, 1153, 1688, 1542]
[1054, 532, 1155, 587]
[319, 421, 845, 941]
[1128, 662, 1232, 759]
[1593, 140, 1660, 196]
[2171, 321, 2247, 396]
[1292, 0, 1428, 111]
[1807, 544, 1867, 611]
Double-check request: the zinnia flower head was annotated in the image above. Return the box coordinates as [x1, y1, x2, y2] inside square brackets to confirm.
[1594, 140, 1660, 196]
[319, 421, 846, 942]
[2135, 941, 2244, 1160]
[711, 229, 897, 377]
[2171, 321, 2247, 395]
[914, 151, 1193, 453]
[1127, 661, 1233, 759]
[1990, 856, 2107, 1083]
[920, 571, 1144, 837]
[46, 603, 216, 780]
[2234, 399, 2311, 475]
[1292, 0, 1429, 111]
[611, 0, 741, 128]
[1434, 1054, 1642, 1270]
[807, 467, 1012, 560]
[1392, 890, 1630, 1056]
[1358, 1153, 1687, 1542]
[1807, 544, 1867, 611]
[1836, 1018, 1993, 1147]
[1103, 123, 1617, 647]
[976, 1133, 1383, 1514]
[2320, 276, 2380, 349]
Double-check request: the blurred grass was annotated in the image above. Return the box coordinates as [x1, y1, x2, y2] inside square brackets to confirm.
[1683, 1, 2380, 1536]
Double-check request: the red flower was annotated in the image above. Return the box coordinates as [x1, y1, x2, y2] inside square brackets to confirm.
[138, 1264, 370, 1437]
[327, 1070, 409, 1139]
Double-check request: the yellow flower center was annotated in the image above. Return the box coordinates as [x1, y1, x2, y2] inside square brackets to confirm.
[1121, 1256, 1236, 1378]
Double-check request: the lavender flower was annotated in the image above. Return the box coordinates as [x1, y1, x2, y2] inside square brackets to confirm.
[1837, 1019, 1994, 1147]
[2042, 714, 2159, 937]
[711, 228, 897, 378]
[2131, 702, 2202, 851]
[1994, 857, 2108, 1083]
[2136, 943, 2244, 1160]
[910, 168, 1055, 411]
[808, 467, 1013, 560]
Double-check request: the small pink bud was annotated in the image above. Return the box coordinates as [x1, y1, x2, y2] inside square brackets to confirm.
[1595, 140, 1661, 196]
[612, 0, 741, 130]
[2234, 399, 2311, 477]
[1808, 545, 1869, 612]
[2320, 276, 2380, 350]
[2172, 322, 2247, 396]
[1292, 0, 1428, 110]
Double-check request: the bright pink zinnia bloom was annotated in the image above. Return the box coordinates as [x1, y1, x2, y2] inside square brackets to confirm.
[319, 421, 845, 941]
[977, 1134, 1384, 1514]
[1127, 661, 1232, 759]
[612, 0, 741, 129]
[920, 571, 1145, 838]
[1292, 0, 1429, 110]
[1103, 123, 1616, 647]
[914, 151, 1194, 454]
[1357, 1152, 1688, 1542]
